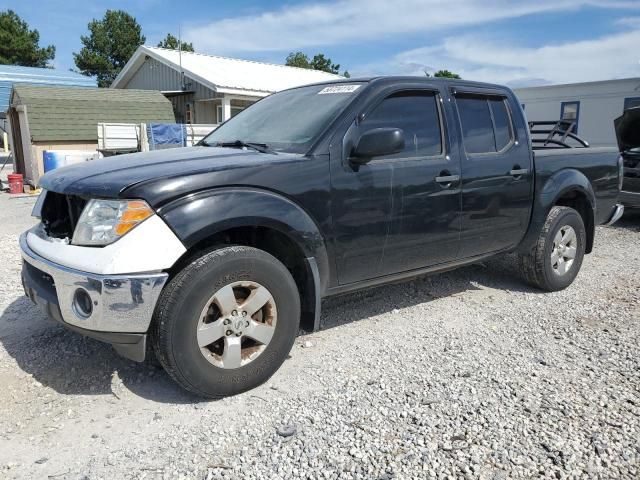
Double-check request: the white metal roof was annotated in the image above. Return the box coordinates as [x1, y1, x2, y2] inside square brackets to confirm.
[112, 46, 343, 96]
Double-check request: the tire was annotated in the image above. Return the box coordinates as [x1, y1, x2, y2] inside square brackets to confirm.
[151, 246, 300, 398]
[518, 206, 586, 292]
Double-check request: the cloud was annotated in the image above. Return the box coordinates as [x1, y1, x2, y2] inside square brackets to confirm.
[615, 15, 640, 27]
[360, 27, 640, 86]
[182, 0, 640, 86]
[184, 0, 639, 53]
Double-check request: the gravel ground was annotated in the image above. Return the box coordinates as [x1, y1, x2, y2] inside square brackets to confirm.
[0, 191, 638, 480]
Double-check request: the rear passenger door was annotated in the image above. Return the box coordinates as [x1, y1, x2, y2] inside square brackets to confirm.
[453, 90, 533, 258]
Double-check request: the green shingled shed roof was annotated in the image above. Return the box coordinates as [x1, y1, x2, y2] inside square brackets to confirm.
[11, 84, 175, 142]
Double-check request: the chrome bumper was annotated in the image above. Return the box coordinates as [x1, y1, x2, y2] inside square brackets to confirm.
[20, 232, 168, 335]
[605, 203, 625, 226]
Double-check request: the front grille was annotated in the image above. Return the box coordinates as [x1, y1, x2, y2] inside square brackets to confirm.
[41, 191, 87, 240]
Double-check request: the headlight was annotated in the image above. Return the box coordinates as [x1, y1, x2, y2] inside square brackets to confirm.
[72, 199, 154, 246]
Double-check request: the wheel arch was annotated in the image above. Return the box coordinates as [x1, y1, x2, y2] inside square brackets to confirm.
[552, 188, 595, 253]
[159, 188, 329, 332]
[518, 168, 596, 254]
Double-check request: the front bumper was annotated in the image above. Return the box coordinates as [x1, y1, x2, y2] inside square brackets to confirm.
[20, 232, 168, 361]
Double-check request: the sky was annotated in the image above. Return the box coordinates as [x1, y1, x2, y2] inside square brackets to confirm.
[3, 0, 640, 87]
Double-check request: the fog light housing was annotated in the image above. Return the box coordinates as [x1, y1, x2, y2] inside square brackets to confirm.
[73, 288, 93, 318]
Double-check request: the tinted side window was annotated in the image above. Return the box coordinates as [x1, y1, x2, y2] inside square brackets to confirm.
[458, 95, 513, 153]
[362, 91, 442, 158]
[457, 96, 495, 153]
[489, 98, 512, 151]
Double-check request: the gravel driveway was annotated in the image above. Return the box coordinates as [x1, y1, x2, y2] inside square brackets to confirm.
[0, 193, 638, 480]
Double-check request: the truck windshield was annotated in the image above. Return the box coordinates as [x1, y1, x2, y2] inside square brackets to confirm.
[202, 83, 365, 153]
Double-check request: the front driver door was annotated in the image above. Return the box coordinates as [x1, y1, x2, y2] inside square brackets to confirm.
[330, 88, 461, 284]
[370, 90, 462, 274]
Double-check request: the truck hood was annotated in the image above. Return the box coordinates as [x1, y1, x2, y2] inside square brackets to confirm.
[615, 106, 640, 153]
[39, 146, 295, 199]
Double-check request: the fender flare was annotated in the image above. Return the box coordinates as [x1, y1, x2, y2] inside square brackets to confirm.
[158, 187, 330, 296]
[517, 169, 596, 253]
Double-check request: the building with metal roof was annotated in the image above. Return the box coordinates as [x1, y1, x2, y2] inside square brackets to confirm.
[0, 65, 96, 113]
[515, 77, 640, 147]
[111, 46, 343, 124]
[8, 84, 175, 183]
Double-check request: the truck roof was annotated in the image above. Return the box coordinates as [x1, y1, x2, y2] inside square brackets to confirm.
[290, 75, 511, 94]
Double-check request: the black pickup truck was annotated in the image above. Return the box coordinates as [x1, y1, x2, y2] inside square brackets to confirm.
[616, 106, 640, 208]
[21, 77, 623, 398]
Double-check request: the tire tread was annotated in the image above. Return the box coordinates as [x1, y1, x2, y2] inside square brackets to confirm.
[150, 246, 295, 398]
[518, 206, 584, 292]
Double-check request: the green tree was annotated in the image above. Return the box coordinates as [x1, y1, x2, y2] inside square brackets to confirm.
[157, 33, 194, 52]
[433, 69, 461, 79]
[285, 51, 345, 75]
[285, 51, 310, 69]
[74, 10, 145, 87]
[309, 53, 340, 75]
[0, 10, 55, 67]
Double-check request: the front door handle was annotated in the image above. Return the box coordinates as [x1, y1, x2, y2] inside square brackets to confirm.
[510, 168, 529, 176]
[435, 173, 460, 187]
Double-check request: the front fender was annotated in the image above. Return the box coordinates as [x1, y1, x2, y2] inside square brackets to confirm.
[158, 187, 330, 293]
[518, 168, 595, 253]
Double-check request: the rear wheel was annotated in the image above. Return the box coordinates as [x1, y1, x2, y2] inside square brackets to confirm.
[518, 206, 586, 291]
[151, 246, 300, 398]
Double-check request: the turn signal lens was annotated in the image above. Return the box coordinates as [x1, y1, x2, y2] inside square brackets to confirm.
[115, 202, 153, 236]
[121, 205, 153, 223]
[115, 221, 141, 236]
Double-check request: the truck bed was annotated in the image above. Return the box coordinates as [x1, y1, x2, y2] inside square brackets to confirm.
[533, 146, 620, 225]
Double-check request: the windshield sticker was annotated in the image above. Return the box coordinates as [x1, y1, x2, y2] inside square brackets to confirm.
[318, 85, 361, 94]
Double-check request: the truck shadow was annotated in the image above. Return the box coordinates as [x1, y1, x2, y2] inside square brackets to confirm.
[0, 295, 195, 403]
[0, 254, 537, 403]
[318, 254, 535, 330]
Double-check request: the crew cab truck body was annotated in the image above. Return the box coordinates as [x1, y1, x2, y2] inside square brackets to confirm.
[20, 77, 624, 398]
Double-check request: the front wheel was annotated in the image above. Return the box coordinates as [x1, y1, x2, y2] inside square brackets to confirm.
[151, 246, 300, 398]
[518, 206, 586, 291]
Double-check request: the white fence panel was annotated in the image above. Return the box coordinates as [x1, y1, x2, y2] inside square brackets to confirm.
[185, 124, 218, 146]
[98, 123, 141, 151]
[98, 123, 218, 151]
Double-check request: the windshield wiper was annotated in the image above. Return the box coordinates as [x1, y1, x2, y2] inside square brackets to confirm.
[209, 140, 276, 154]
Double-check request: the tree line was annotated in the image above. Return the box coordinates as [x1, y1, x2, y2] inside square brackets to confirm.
[0, 8, 460, 88]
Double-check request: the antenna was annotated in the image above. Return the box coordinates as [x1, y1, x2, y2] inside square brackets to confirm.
[179, 26, 185, 91]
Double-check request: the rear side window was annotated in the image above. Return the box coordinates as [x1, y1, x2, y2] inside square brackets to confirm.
[456, 97, 495, 153]
[490, 99, 512, 150]
[362, 91, 442, 158]
[457, 95, 514, 154]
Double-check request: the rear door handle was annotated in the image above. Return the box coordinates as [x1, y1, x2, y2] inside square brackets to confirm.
[510, 168, 529, 176]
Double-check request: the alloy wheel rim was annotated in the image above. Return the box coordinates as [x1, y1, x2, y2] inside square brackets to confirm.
[551, 225, 577, 276]
[197, 281, 277, 369]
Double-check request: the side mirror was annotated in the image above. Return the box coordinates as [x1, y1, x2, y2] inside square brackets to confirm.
[351, 128, 405, 164]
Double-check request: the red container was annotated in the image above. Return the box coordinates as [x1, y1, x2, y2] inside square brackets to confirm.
[8, 173, 24, 195]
